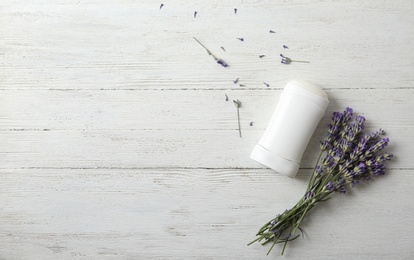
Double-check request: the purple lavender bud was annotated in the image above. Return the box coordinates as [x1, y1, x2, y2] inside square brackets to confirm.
[325, 181, 335, 192]
[305, 191, 315, 200]
[216, 59, 228, 67]
[356, 115, 365, 125]
[322, 155, 333, 166]
[236, 37, 244, 42]
[343, 107, 353, 122]
[281, 57, 291, 64]
[379, 129, 386, 135]
[384, 153, 393, 160]
[283, 45, 289, 49]
[320, 140, 330, 151]
[372, 164, 386, 176]
[336, 179, 347, 194]
[269, 30, 275, 33]
[353, 162, 366, 174]
[315, 165, 323, 175]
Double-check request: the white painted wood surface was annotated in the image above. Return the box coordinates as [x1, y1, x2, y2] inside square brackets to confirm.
[1, 1, 413, 259]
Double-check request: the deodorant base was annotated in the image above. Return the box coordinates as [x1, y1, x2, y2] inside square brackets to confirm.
[250, 144, 300, 178]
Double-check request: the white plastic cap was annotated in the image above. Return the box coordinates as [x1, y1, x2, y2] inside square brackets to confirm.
[250, 80, 329, 178]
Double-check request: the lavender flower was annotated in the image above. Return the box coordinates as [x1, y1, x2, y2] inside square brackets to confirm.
[233, 99, 242, 138]
[280, 54, 310, 65]
[193, 37, 229, 68]
[249, 107, 393, 255]
[325, 181, 335, 192]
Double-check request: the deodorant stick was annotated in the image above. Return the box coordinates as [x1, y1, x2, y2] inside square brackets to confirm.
[250, 80, 329, 178]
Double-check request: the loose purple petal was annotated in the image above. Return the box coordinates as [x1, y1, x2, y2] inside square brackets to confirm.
[216, 59, 228, 67]
[237, 37, 244, 42]
[160, 3, 164, 9]
[269, 30, 275, 33]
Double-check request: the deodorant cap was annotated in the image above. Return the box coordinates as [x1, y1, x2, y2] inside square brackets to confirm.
[250, 80, 329, 178]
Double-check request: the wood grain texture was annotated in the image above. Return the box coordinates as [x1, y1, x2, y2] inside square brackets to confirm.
[1, 0, 414, 259]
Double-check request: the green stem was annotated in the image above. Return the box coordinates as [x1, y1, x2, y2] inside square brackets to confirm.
[291, 60, 310, 63]
[236, 106, 241, 138]
[193, 37, 218, 61]
[281, 226, 295, 255]
[306, 150, 324, 192]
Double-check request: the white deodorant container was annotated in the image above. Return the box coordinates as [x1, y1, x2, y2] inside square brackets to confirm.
[250, 80, 329, 178]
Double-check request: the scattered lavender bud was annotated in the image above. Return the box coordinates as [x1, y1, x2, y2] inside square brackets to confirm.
[237, 37, 244, 42]
[283, 45, 289, 49]
[221, 46, 226, 52]
[234, 8, 237, 14]
[160, 3, 164, 10]
[225, 94, 229, 101]
[250, 122, 253, 126]
[281, 56, 292, 64]
[239, 84, 246, 87]
[194, 11, 197, 18]
[233, 78, 239, 84]
[263, 82, 270, 87]
[259, 55, 265, 58]
[269, 30, 275, 33]
[216, 59, 228, 67]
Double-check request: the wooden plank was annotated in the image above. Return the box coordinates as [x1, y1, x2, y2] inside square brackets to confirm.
[0, 88, 413, 131]
[0, 168, 412, 258]
[0, 126, 405, 169]
[1, 1, 414, 90]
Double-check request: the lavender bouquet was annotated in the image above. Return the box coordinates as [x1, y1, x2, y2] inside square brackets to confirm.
[248, 107, 393, 255]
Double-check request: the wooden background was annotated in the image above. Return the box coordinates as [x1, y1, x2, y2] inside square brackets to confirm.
[1, 1, 413, 259]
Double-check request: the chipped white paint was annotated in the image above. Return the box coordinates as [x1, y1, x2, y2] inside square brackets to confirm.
[1, 1, 414, 259]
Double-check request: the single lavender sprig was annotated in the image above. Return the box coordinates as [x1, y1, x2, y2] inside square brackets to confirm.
[280, 54, 310, 64]
[233, 99, 242, 138]
[248, 107, 393, 255]
[193, 37, 229, 67]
